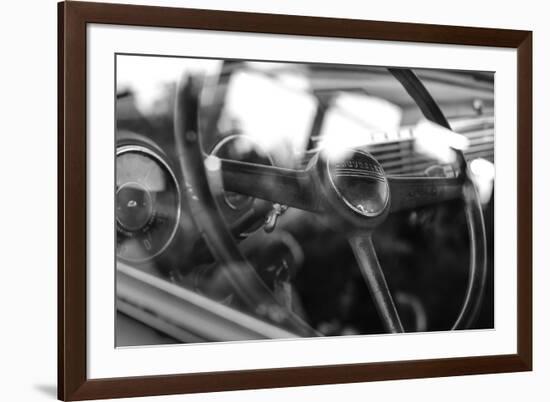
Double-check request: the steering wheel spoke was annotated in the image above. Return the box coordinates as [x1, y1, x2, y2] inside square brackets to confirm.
[388, 175, 464, 213]
[218, 158, 324, 212]
[174, 67, 487, 337]
[348, 232, 404, 333]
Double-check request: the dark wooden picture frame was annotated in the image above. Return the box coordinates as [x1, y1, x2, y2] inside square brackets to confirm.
[58, 1, 532, 400]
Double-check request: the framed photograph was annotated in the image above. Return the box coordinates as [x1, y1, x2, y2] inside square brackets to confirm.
[58, 1, 532, 400]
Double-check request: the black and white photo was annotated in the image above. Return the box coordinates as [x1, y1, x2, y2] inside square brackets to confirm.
[115, 55, 495, 346]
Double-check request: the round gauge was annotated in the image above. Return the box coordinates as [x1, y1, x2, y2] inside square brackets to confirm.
[211, 134, 274, 211]
[116, 145, 181, 263]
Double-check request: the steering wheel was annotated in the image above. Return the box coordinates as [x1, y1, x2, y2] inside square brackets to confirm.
[173, 68, 487, 336]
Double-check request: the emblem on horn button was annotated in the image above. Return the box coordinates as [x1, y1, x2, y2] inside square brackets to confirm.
[327, 150, 389, 217]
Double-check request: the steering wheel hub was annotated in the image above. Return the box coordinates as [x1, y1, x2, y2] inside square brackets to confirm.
[174, 71, 487, 335]
[327, 150, 389, 218]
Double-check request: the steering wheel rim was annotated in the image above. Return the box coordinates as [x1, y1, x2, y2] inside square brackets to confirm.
[173, 76, 319, 337]
[389, 68, 487, 330]
[173, 68, 487, 335]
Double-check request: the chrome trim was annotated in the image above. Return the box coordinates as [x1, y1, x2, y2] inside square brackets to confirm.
[326, 149, 390, 218]
[116, 262, 298, 343]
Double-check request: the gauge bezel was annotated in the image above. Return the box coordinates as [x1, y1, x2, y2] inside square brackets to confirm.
[116, 144, 182, 263]
[210, 134, 275, 210]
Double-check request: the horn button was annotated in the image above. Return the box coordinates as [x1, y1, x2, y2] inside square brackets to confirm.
[325, 150, 390, 219]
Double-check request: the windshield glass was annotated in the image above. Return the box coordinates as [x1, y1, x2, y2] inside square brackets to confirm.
[115, 55, 494, 346]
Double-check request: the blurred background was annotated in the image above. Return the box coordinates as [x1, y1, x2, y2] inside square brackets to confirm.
[115, 55, 494, 345]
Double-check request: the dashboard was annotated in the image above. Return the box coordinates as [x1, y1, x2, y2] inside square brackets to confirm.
[115, 59, 494, 345]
